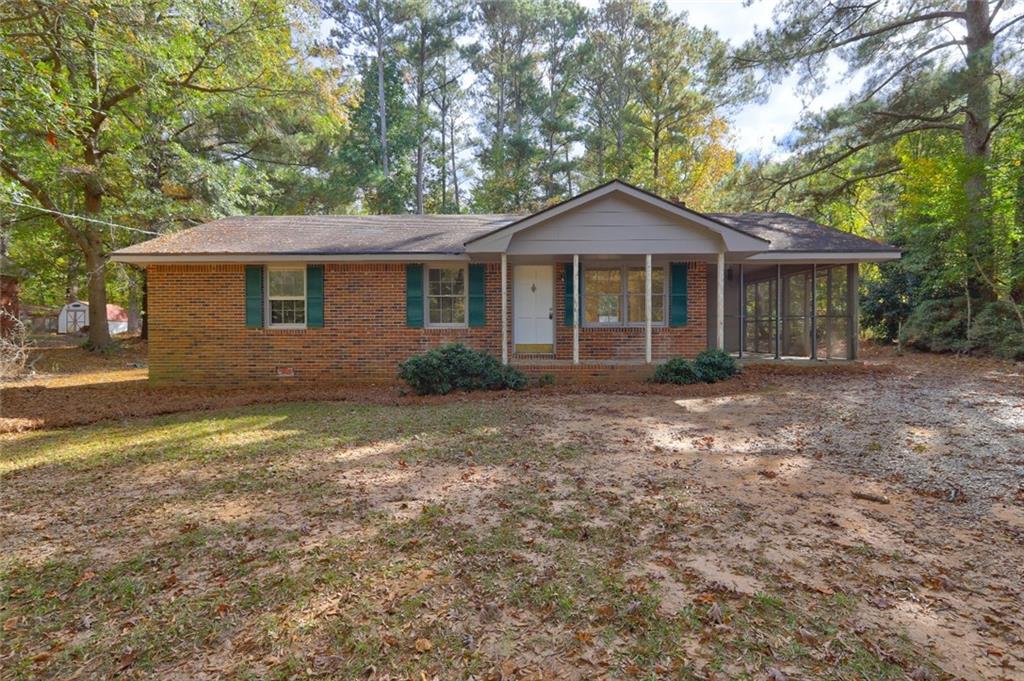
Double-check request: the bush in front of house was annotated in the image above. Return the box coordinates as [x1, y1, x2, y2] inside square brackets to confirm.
[398, 343, 528, 395]
[652, 357, 702, 384]
[693, 348, 740, 382]
[653, 349, 740, 385]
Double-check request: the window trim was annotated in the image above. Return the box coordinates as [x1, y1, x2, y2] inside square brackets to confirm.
[424, 264, 469, 329]
[581, 264, 668, 329]
[266, 265, 307, 329]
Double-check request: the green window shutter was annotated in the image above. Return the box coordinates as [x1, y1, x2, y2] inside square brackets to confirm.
[468, 263, 486, 327]
[245, 265, 264, 328]
[563, 262, 575, 326]
[306, 265, 324, 328]
[406, 264, 424, 328]
[670, 262, 689, 327]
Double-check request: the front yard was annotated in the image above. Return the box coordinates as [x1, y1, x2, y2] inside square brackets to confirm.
[1, 351, 1022, 679]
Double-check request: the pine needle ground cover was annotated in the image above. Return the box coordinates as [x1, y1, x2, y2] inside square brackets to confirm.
[1, 355, 1021, 679]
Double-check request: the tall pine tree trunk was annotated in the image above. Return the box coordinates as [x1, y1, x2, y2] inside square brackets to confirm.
[962, 0, 995, 298]
[376, 27, 389, 178]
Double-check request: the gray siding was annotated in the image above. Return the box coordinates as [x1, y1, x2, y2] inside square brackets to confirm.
[507, 194, 723, 256]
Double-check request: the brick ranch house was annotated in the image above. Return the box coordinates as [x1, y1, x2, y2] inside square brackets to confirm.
[112, 180, 900, 384]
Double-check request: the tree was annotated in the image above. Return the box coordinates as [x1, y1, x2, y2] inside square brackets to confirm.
[535, 0, 586, 203]
[735, 0, 1024, 298]
[1, 0, 340, 348]
[323, 0, 406, 180]
[577, 0, 646, 183]
[336, 57, 416, 212]
[472, 0, 546, 212]
[402, 0, 470, 214]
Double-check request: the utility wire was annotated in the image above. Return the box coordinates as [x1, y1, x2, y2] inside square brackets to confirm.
[1, 199, 161, 236]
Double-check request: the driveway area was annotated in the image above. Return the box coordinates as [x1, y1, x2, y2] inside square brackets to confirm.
[1, 352, 1022, 679]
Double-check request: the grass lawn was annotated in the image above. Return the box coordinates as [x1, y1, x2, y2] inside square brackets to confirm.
[1, 351, 1022, 679]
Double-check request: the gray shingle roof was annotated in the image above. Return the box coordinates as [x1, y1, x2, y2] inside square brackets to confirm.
[114, 214, 521, 256]
[707, 212, 897, 252]
[113, 210, 895, 256]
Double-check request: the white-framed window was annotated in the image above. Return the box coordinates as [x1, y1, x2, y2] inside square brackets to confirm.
[267, 266, 306, 327]
[583, 265, 667, 327]
[425, 265, 467, 327]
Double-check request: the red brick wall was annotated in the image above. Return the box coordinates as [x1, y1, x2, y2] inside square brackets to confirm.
[147, 261, 709, 384]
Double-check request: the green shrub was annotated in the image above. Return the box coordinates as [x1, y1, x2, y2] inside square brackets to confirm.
[398, 343, 528, 395]
[693, 348, 740, 382]
[972, 301, 1024, 360]
[652, 357, 701, 385]
[900, 297, 973, 353]
[654, 349, 740, 385]
[898, 297, 1024, 358]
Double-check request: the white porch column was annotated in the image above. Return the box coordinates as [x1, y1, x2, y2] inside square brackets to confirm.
[645, 254, 652, 364]
[500, 253, 508, 365]
[716, 250, 726, 350]
[572, 254, 580, 365]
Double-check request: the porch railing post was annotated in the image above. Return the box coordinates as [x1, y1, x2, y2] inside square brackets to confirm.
[717, 250, 726, 350]
[572, 254, 579, 365]
[737, 263, 744, 358]
[500, 253, 508, 365]
[645, 253, 652, 364]
[810, 263, 817, 360]
[775, 264, 782, 359]
[848, 262, 859, 360]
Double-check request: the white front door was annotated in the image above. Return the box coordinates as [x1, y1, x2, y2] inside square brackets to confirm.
[513, 265, 554, 352]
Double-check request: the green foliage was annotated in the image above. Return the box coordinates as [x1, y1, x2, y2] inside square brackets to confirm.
[1, 0, 348, 343]
[692, 349, 740, 382]
[654, 349, 740, 385]
[397, 344, 528, 395]
[652, 357, 702, 385]
[860, 259, 919, 341]
[900, 298, 1024, 358]
[900, 299, 973, 354]
[972, 302, 1024, 360]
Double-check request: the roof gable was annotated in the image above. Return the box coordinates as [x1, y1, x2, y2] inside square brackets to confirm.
[465, 180, 770, 254]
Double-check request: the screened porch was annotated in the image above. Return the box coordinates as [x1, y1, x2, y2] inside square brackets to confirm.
[717, 263, 859, 360]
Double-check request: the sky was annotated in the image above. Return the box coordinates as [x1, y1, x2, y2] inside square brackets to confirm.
[596, 0, 864, 157]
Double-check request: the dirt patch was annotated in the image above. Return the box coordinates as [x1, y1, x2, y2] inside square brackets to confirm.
[1, 353, 1021, 679]
[0, 339, 895, 433]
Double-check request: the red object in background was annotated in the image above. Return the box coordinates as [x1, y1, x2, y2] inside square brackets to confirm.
[1, 274, 19, 337]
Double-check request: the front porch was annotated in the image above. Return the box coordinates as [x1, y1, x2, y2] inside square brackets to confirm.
[492, 254, 862, 368]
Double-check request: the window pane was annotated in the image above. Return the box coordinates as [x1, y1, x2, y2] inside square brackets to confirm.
[269, 269, 304, 297]
[787, 273, 807, 317]
[627, 294, 645, 323]
[626, 268, 665, 295]
[584, 269, 620, 323]
[585, 269, 620, 294]
[830, 267, 848, 315]
[815, 270, 829, 316]
[270, 299, 305, 325]
[426, 267, 467, 325]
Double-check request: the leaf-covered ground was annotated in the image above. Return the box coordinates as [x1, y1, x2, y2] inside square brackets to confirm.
[1, 353, 1021, 680]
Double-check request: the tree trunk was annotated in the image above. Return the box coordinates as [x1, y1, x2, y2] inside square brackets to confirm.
[377, 28, 389, 178]
[450, 116, 460, 212]
[414, 26, 426, 214]
[962, 0, 995, 298]
[83, 235, 112, 348]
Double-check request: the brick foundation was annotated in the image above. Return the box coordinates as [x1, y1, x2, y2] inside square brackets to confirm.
[147, 261, 710, 385]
